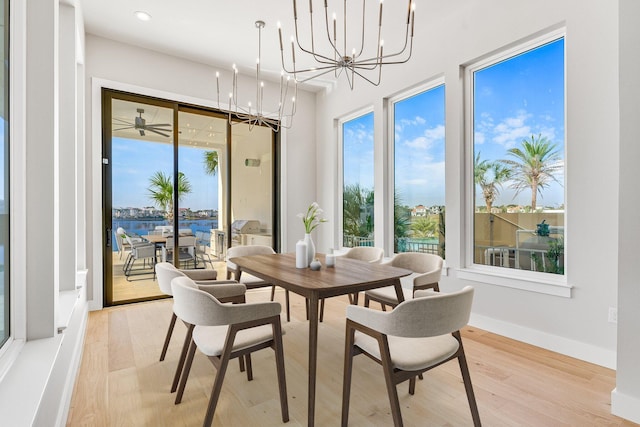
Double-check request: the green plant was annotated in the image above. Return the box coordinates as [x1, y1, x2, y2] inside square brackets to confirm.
[501, 134, 563, 210]
[532, 237, 564, 274]
[298, 202, 328, 234]
[147, 171, 192, 221]
[203, 151, 219, 176]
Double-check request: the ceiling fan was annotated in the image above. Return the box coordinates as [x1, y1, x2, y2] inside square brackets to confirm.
[113, 108, 172, 137]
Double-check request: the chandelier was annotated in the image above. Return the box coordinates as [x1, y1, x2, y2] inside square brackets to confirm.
[216, 20, 297, 132]
[278, 0, 416, 90]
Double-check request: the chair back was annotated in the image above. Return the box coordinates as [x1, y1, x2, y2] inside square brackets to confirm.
[171, 276, 243, 327]
[344, 246, 384, 263]
[155, 262, 184, 296]
[226, 245, 276, 270]
[390, 252, 443, 274]
[381, 286, 474, 338]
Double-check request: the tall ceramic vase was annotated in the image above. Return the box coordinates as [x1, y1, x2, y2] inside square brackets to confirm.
[304, 233, 315, 267]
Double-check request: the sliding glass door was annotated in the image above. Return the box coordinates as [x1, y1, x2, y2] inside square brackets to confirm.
[102, 89, 277, 306]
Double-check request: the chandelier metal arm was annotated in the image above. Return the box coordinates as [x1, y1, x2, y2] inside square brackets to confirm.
[280, 0, 416, 90]
[218, 20, 297, 133]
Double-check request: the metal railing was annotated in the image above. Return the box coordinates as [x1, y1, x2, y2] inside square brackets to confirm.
[343, 235, 375, 248]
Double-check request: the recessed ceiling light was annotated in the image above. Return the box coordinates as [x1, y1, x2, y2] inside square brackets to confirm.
[134, 11, 152, 21]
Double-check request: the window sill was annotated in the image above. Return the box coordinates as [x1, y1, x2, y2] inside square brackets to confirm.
[456, 266, 572, 297]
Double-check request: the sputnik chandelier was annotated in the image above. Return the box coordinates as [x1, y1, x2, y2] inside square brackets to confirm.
[216, 20, 297, 132]
[278, 0, 416, 90]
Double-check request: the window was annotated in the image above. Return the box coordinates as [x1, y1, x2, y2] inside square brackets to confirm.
[469, 35, 565, 277]
[341, 111, 374, 248]
[392, 84, 445, 257]
[1, 0, 9, 348]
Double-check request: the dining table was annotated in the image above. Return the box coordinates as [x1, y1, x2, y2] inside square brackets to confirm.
[230, 252, 412, 427]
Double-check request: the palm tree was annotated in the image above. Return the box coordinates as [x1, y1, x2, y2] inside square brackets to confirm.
[501, 134, 563, 210]
[474, 152, 511, 213]
[343, 183, 373, 238]
[393, 191, 411, 252]
[147, 171, 192, 221]
[411, 216, 437, 238]
[203, 151, 219, 176]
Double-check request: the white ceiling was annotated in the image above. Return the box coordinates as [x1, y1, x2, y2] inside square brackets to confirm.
[80, 0, 434, 89]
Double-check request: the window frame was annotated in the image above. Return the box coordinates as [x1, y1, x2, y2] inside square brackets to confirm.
[336, 107, 375, 250]
[460, 28, 571, 297]
[387, 78, 446, 259]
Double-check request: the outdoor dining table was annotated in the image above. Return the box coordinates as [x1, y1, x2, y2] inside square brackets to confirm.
[230, 252, 411, 427]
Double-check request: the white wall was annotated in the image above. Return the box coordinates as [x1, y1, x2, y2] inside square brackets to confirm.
[612, 0, 640, 422]
[83, 35, 317, 308]
[315, 0, 619, 368]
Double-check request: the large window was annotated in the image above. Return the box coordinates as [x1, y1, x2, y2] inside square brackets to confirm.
[1, 0, 9, 348]
[470, 35, 565, 275]
[341, 111, 374, 248]
[392, 84, 445, 257]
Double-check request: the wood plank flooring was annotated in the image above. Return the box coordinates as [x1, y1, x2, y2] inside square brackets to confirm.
[67, 289, 637, 426]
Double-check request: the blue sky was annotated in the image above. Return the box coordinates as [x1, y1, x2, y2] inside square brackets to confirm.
[474, 38, 565, 207]
[115, 37, 564, 212]
[342, 37, 564, 210]
[112, 137, 219, 211]
[394, 85, 446, 208]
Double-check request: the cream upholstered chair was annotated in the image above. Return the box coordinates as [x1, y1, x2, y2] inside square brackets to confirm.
[315, 246, 385, 321]
[364, 252, 443, 310]
[226, 245, 291, 322]
[155, 262, 243, 394]
[342, 286, 480, 427]
[171, 276, 289, 426]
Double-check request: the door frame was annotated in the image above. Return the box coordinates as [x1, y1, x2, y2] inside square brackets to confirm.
[101, 88, 280, 306]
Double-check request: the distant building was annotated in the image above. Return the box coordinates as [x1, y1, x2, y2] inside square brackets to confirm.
[411, 205, 427, 217]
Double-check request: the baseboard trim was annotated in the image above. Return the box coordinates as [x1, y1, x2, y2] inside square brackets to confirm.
[611, 388, 640, 424]
[469, 313, 616, 369]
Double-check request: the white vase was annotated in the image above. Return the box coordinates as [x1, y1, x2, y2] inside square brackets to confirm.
[304, 233, 315, 267]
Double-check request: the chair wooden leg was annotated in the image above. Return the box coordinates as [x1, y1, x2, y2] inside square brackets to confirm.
[160, 313, 177, 362]
[364, 295, 370, 308]
[239, 356, 245, 372]
[174, 338, 197, 404]
[352, 292, 359, 305]
[202, 342, 235, 426]
[171, 323, 194, 393]
[409, 377, 416, 395]
[457, 343, 482, 426]
[341, 324, 356, 427]
[381, 303, 387, 312]
[285, 290, 290, 322]
[245, 354, 253, 381]
[379, 337, 403, 427]
[272, 318, 290, 422]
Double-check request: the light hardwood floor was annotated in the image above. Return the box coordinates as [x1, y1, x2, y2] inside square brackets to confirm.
[67, 289, 636, 426]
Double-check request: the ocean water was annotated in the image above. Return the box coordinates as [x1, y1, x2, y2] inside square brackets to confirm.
[112, 219, 218, 251]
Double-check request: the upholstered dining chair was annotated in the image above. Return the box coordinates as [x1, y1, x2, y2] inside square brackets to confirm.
[316, 246, 385, 322]
[342, 286, 481, 427]
[155, 262, 243, 394]
[171, 276, 289, 426]
[226, 245, 291, 322]
[364, 252, 443, 310]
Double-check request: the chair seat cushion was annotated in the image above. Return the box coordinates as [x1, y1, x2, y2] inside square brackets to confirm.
[354, 332, 459, 371]
[240, 272, 271, 288]
[193, 324, 279, 357]
[365, 285, 413, 305]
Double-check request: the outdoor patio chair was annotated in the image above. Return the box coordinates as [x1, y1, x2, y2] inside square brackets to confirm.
[162, 235, 198, 269]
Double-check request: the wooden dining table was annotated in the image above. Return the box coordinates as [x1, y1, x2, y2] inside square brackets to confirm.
[230, 252, 411, 427]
